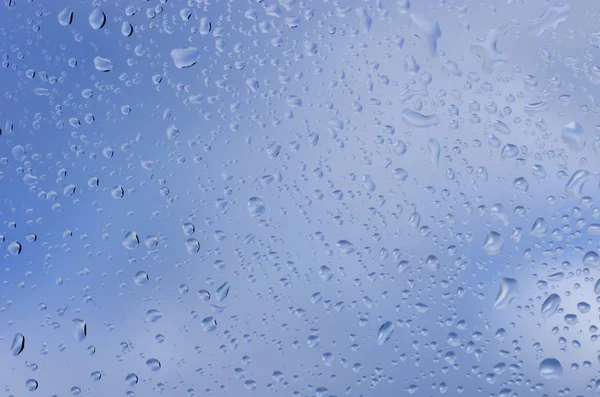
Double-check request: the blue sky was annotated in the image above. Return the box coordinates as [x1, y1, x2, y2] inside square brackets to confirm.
[1, 0, 600, 396]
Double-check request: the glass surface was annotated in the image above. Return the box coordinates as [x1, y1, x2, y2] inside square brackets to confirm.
[0, 0, 599, 396]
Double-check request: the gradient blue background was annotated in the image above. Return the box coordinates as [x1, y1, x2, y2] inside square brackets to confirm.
[1, 0, 600, 396]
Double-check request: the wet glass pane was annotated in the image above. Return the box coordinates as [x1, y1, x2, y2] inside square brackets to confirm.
[0, 0, 598, 396]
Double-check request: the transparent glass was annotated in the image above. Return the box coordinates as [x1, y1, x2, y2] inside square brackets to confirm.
[0, 0, 598, 396]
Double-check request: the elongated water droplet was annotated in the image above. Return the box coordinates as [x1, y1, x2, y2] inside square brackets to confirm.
[527, 3, 570, 37]
[594, 279, 600, 295]
[541, 293, 561, 318]
[11, 333, 25, 356]
[410, 13, 441, 56]
[199, 17, 211, 35]
[121, 21, 133, 37]
[215, 281, 231, 302]
[73, 319, 87, 341]
[401, 109, 439, 128]
[145, 309, 163, 323]
[565, 169, 591, 198]
[377, 321, 394, 345]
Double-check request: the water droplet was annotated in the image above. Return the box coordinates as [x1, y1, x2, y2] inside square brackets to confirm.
[94, 56, 113, 72]
[111, 185, 125, 199]
[11, 333, 25, 356]
[336, 240, 355, 255]
[185, 238, 201, 254]
[145, 309, 163, 323]
[409, 13, 441, 56]
[73, 319, 87, 341]
[513, 177, 529, 192]
[530, 217, 548, 237]
[483, 231, 504, 255]
[377, 321, 394, 345]
[401, 109, 439, 128]
[392, 168, 408, 181]
[7, 241, 22, 256]
[144, 235, 159, 250]
[541, 293, 561, 318]
[425, 255, 440, 271]
[58, 7, 74, 26]
[134, 271, 149, 285]
[215, 281, 231, 302]
[146, 358, 161, 371]
[247, 197, 265, 217]
[539, 358, 563, 379]
[583, 251, 600, 267]
[122, 231, 139, 250]
[494, 278, 519, 309]
[527, 3, 570, 37]
[26, 379, 38, 392]
[470, 28, 508, 73]
[170, 47, 200, 69]
[201, 316, 217, 332]
[197, 290, 211, 302]
[121, 21, 133, 37]
[199, 16, 211, 35]
[89, 7, 106, 30]
[565, 169, 591, 198]
[125, 373, 138, 386]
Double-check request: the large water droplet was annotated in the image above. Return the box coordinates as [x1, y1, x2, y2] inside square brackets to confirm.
[494, 278, 519, 309]
[94, 56, 113, 72]
[146, 358, 161, 371]
[58, 7, 73, 26]
[26, 379, 38, 392]
[7, 241, 22, 256]
[89, 7, 106, 30]
[73, 319, 87, 342]
[539, 358, 563, 379]
[170, 47, 200, 69]
[583, 251, 600, 267]
[401, 109, 439, 128]
[527, 3, 570, 37]
[185, 238, 201, 254]
[336, 240, 355, 255]
[122, 231, 139, 250]
[565, 169, 591, 198]
[483, 231, 503, 255]
[134, 271, 149, 286]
